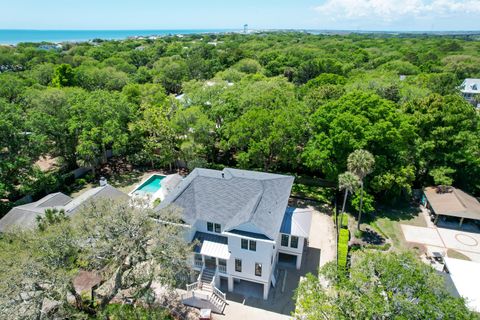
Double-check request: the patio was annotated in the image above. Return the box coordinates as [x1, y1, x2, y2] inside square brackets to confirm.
[401, 222, 480, 263]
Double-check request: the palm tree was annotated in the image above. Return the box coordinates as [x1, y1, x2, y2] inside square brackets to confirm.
[347, 149, 375, 230]
[338, 171, 360, 214]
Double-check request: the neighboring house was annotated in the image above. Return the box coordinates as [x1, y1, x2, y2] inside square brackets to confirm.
[155, 168, 311, 309]
[459, 78, 480, 108]
[0, 183, 128, 232]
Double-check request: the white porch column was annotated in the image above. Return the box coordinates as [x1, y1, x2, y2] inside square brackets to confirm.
[201, 255, 205, 267]
[263, 283, 270, 300]
[228, 276, 234, 292]
[296, 254, 302, 270]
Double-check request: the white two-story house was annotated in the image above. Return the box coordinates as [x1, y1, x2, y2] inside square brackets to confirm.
[154, 168, 311, 310]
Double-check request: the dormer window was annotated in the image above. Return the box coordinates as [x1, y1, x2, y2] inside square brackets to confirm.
[207, 221, 221, 233]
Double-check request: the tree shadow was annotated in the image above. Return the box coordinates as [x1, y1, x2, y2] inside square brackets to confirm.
[364, 202, 422, 223]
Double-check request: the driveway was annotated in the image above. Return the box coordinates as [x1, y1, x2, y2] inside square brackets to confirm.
[400, 208, 480, 263]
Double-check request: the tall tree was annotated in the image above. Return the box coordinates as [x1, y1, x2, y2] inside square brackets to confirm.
[0, 199, 192, 318]
[347, 149, 375, 230]
[0, 99, 38, 201]
[51, 63, 75, 87]
[70, 90, 132, 171]
[129, 103, 177, 168]
[25, 87, 82, 170]
[295, 251, 474, 320]
[303, 91, 416, 199]
[404, 94, 480, 193]
[338, 171, 360, 214]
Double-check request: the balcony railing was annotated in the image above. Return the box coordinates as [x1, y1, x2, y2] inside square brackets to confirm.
[218, 265, 227, 273]
[194, 260, 203, 268]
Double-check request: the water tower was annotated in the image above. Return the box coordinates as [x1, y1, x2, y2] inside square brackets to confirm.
[243, 24, 248, 34]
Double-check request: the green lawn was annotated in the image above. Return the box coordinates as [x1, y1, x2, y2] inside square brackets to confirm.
[360, 204, 426, 250]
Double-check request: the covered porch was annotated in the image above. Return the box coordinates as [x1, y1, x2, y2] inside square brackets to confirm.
[192, 231, 230, 275]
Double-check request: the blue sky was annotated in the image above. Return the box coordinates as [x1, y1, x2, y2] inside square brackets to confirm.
[1, 0, 479, 31]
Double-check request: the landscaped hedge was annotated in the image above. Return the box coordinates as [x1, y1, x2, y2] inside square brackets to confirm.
[333, 213, 349, 229]
[338, 228, 350, 268]
[340, 213, 348, 229]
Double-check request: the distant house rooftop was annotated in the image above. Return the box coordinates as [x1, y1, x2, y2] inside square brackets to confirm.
[0, 184, 128, 232]
[460, 78, 480, 94]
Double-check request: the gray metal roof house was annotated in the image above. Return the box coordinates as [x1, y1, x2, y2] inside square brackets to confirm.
[0, 184, 128, 232]
[154, 167, 295, 240]
[155, 168, 309, 304]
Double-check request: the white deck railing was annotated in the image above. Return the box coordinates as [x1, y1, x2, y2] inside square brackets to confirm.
[213, 285, 226, 302]
[186, 282, 199, 292]
[218, 265, 227, 273]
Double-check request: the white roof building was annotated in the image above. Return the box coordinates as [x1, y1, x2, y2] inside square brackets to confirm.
[460, 78, 480, 95]
[444, 257, 480, 312]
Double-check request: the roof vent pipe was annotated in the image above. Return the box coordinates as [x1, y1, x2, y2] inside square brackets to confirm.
[99, 176, 107, 186]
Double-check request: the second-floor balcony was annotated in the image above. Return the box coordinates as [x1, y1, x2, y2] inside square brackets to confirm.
[192, 231, 230, 274]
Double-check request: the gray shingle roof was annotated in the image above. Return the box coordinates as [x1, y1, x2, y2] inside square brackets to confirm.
[155, 168, 294, 240]
[0, 185, 128, 232]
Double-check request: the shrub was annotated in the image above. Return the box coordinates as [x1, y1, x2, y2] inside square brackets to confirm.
[153, 198, 161, 207]
[338, 228, 350, 269]
[61, 172, 76, 186]
[354, 229, 363, 238]
[75, 178, 86, 186]
[365, 243, 391, 251]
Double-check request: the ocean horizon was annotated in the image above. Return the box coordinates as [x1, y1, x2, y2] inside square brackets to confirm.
[0, 29, 239, 45]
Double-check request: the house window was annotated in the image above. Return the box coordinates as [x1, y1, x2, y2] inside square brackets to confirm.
[290, 236, 299, 249]
[214, 223, 221, 233]
[235, 259, 242, 272]
[249, 240, 256, 251]
[241, 239, 248, 249]
[281, 234, 289, 247]
[255, 263, 262, 276]
[207, 222, 213, 232]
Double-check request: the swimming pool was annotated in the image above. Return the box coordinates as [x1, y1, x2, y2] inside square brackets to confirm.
[133, 174, 165, 194]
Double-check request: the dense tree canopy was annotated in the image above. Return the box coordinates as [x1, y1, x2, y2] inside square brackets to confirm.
[1, 32, 480, 215]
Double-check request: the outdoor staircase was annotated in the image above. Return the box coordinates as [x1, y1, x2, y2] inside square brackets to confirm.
[200, 268, 215, 285]
[181, 267, 227, 314]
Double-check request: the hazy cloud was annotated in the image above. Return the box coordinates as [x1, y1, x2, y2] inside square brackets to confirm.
[314, 0, 480, 21]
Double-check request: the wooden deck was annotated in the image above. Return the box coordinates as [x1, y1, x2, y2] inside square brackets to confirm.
[182, 290, 225, 314]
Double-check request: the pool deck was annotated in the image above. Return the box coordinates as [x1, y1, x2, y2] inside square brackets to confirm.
[129, 173, 183, 207]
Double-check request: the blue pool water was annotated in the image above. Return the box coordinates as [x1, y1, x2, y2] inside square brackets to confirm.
[134, 175, 165, 194]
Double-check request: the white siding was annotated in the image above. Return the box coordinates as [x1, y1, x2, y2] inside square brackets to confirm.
[226, 233, 274, 284]
[277, 233, 305, 255]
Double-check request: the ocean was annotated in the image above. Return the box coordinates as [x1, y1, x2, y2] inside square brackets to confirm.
[0, 29, 237, 45]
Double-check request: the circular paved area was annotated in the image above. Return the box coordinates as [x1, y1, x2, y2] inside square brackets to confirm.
[455, 233, 478, 247]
